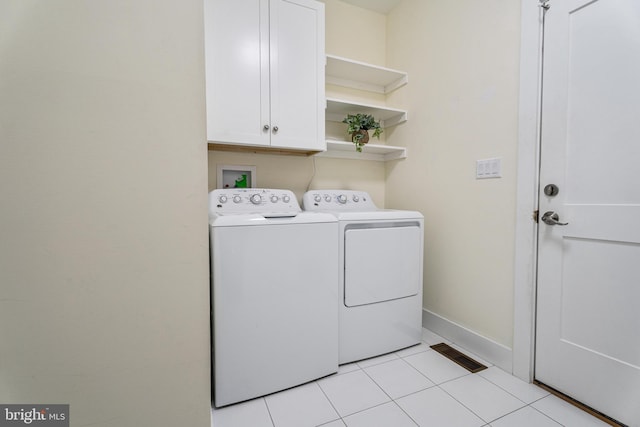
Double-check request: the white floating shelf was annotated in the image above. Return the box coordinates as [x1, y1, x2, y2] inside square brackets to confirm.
[326, 55, 408, 94]
[316, 140, 407, 161]
[326, 97, 407, 128]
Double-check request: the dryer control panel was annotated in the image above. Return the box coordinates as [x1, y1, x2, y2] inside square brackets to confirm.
[209, 188, 301, 214]
[303, 190, 377, 211]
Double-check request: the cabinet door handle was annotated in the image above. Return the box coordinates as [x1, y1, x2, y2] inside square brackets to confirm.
[263, 124, 270, 131]
[272, 126, 279, 133]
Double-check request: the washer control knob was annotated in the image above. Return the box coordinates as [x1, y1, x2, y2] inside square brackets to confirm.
[314, 194, 322, 203]
[232, 195, 242, 204]
[352, 195, 359, 202]
[270, 195, 279, 203]
[337, 194, 347, 204]
[250, 194, 262, 205]
[283, 195, 291, 203]
[324, 194, 332, 202]
[218, 195, 228, 204]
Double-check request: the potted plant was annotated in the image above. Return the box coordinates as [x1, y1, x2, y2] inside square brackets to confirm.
[342, 113, 383, 152]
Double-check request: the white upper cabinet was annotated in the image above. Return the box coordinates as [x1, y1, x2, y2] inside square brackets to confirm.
[204, 0, 325, 153]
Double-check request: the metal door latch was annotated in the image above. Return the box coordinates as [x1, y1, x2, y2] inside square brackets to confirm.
[541, 211, 568, 226]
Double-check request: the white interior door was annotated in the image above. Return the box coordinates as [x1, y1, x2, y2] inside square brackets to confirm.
[535, 1, 640, 425]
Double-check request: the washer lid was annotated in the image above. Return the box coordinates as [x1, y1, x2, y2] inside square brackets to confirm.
[210, 211, 337, 227]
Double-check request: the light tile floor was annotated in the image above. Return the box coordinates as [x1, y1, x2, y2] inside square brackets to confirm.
[211, 328, 610, 427]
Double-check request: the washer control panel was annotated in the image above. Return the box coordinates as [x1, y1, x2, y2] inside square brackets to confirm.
[302, 190, 377, 211]
[209, 188, 300, 214]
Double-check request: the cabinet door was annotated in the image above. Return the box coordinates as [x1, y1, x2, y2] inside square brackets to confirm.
[204, 0, 270, 146]
[269, 0, 325, 151]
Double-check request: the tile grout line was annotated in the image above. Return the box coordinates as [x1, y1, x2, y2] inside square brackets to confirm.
[527, 401, 566, 427]
[325, 368, 393, 421]
[435, 376, 494, 425]
[314, 380, 344, 426]
[261, 397, 277, 427]
[398, 348, 442, 386]
[388, 400, 421, 427]
[471, 371, 531, 406]
[358, 360, 421, 427]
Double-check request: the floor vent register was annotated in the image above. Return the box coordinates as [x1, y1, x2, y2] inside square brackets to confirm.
[430, 343, 488, 373]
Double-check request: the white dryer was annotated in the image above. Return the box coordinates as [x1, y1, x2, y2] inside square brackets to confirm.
[210, 189, 338, 407]
[303, 190, 424, 364]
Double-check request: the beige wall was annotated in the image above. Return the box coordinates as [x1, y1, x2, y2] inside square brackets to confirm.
[0, 2, 210, 426]
[208, 0, 389, 207]
[324, 0, 387, 65]
[385, 0, 521, 347]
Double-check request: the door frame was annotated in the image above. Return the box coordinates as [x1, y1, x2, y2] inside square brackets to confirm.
[512, 0, 546, 382]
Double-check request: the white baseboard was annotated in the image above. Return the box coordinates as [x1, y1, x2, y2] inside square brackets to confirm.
[422, 309, 513, 373]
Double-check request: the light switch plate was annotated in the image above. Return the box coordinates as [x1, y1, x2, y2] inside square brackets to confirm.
[476, 158, 502, 179]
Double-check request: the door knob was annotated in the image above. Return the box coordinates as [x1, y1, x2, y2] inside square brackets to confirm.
[541, 211, 568, 226]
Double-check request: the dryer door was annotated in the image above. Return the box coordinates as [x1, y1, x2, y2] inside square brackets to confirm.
[344, 224, 422, 307]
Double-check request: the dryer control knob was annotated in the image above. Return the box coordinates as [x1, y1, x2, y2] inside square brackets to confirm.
[352, 195, 359, 202]
[250, 194, 262, 205]
[270, 195, 279, 203]
[337, 194, 347, 204]
[324, 194, 332, 202]
[218, 195, 228, 204]
[282, 195, 291, 203]
[233, 195, 242, 204]
[314, 194, 322, 203]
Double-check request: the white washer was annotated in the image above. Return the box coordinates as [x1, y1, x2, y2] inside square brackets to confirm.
[210, 188, 338, 407]
[303, 190, 424, 364]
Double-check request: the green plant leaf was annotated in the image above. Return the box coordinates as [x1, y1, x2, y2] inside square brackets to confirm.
[342, 113, 383, 138]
